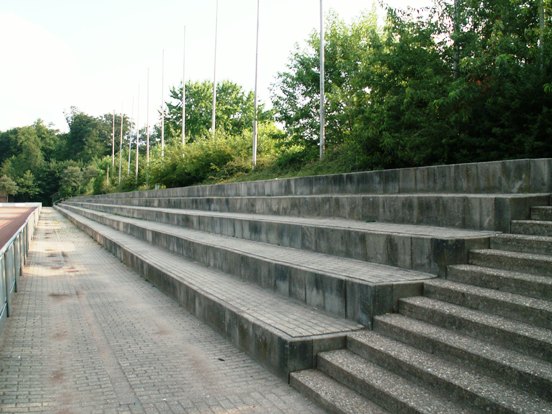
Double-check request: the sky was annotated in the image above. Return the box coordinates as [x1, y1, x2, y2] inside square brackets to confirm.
[0, 0, 432, 132]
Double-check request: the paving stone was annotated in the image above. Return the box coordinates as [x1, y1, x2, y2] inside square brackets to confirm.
[0, 208, 324, 413]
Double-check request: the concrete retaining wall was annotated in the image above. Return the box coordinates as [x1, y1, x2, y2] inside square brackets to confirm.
[72, 158, 552, 201]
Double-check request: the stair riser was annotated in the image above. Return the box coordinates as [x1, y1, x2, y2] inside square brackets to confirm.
[469, 251, 552, 277]
[346, 336, 511, 413]
[317, 356, 419, 414]
[447, 266, 552, 301]
[374, 318, 552, 400]
[65, 202, 488, 277]
[511, 222, 552, 237]
[531, 208, 552, 221]
[423, 284, 552, 330]
[289, 376, 347, 414]
[399, 300, 552, 362]
[491, 237, 552, 256]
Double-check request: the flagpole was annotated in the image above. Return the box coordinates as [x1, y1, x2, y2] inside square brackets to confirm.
[111, 110, 115, 168]
[182, 26, 187, 145]
[211, 0, 219, 138]
[319, 0, 325, 160]
[128, 97, 133, 174]
[118, 108, 123, 184]
[135, 85, 140, 179]
[161, 49, 166, 157]
[146, 68, 150, 165]
[252, 0, 260, 167]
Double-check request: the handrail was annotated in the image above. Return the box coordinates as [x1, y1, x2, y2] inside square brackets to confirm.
[0, 203, 41, 257]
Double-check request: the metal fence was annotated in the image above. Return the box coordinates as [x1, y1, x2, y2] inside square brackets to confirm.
[0, 203, 41, 334]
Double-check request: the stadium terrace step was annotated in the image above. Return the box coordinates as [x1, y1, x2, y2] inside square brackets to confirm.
[344, 331, 551, 413]
[511, 219, 552, 236]
[373, 313, 552, 400]
[531, 206, 552, 221]
[398, 296, 552, 362]
[67, 192, 549, 232]
[289, 369, 389, 414]
[423, 279, 552, 329]
[57, 205, 434, 327]
[490, 233, 552, 255]
[447, 264, 552, 300]
[62, 201, 494, 276]
[469, 248, 552, 276]
[55, 206, 363, 377]
[60, 159, 552, 413]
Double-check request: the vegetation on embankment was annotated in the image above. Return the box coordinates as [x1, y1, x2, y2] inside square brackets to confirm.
[1, 0, 551, 204]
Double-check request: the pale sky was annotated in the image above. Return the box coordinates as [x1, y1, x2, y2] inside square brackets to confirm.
[0, 0, 432, 132]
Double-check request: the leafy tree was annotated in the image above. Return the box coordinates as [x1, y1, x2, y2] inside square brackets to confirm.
[0, 175, 18, 201]
[17, 170, 40, 200]
[59, 165, 83, 198]
[164, 80, 272, 142]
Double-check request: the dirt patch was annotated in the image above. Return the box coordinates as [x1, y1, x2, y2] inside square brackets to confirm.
[52, 331, 67, 341]
[48, 293, 72, 301]
[50, 369, 65, 384]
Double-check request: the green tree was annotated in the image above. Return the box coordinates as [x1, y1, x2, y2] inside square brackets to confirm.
[164, 80, 271, 142]
[16, 170, 40, 200]
[0, 175, 18, 201]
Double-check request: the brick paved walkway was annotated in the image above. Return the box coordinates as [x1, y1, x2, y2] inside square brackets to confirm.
[0, 208, 324, 414]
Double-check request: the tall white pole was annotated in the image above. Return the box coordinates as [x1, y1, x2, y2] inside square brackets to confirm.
[252, 0, 260, 167]
[118, 110, 123, 184]
[211, 0, 219, 138]
[111, 110, 115, 168]
[161, 49, 166, 157]
[135, 85, 140, 179]
[128, 98, 133, 174]
[319, 0, 325, 160]
[146, 68, 150, 164]
[182, 26, 187, 146]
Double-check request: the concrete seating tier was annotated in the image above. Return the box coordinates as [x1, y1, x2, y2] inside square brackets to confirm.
[62, 201, 494, 275]
[59, 159, 552, 412]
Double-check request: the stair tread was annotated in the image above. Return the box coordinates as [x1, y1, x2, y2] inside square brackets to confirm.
[61, 204, 434, 286]
[67, 201, 497, 239]
[400, 296, 552, 344]
[513, 219, 552, 225]
[347, 330, 552, 413]
[290, 369, 389, 414]
[471, 248, 552, 263]
[374, 313, 552, 381]
[449, 264, 552, 286]
[424, 279, 552, 312]
[57, 206, 362, 339]
[319, 349, 471, 414]
[493, 233, 552, 243]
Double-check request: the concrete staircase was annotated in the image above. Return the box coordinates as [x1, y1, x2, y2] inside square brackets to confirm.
[57, 159, 552, 413]
[292, 202, 552, 413]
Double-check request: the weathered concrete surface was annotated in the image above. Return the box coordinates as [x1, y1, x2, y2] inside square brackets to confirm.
[72, 158, 552, 200]
[0, 208, 324, 413]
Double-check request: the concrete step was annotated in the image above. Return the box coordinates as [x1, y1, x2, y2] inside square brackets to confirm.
[346, 331, 552, 413]
[491, 233, 552, 255]
[423, 279, 552, 329]
[532, 206, 552, 221]
[373, 313, 552, 400]
[58, 204, 434, 327]
[66, 193, 551, 232]
[447, 264, 552, 300]
[290, 369, 388, 414]
[55, 205, 363, 378]
[511, 220, 552, 237]
[63, 201, 494, 276]
[316, 349, 470, 414]
[469, 249, 552, 277]
[399, 296, 552, 362]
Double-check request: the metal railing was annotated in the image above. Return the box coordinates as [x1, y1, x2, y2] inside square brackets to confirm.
[0, 203, 41, 333]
